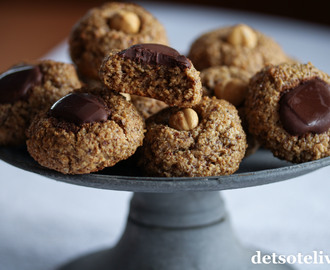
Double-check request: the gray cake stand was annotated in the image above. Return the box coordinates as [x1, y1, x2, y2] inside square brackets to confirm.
[1, 146, 329, 270]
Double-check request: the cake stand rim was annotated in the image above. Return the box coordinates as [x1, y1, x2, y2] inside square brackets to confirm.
[0, 146, 329, 192]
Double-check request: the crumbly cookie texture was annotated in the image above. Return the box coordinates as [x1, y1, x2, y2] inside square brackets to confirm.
[200, 65, 259, 156]
[245, 62, 330, 163]
[26, 89, 145, 174]
[140, 96, 247, 177]
[69, 2, 168, 80]
[0, 60, 81, 146]
[188, 24, 289, 74]
[100, 44, 203, 107]
[130, 95, 167, 119]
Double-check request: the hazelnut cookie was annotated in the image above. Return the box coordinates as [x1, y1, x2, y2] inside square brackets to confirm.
[69, 2, 168, 80]
[140, 96, 247, 177]
[188, 24, 289, 74]
[245, 63, 330, 163]
[0, 60, 81, 146]
[26, 88, 144, 174]
[100, 43, 202, 107]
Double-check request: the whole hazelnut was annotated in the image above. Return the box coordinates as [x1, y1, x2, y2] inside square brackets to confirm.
[169, 108, 199, 131]
[109, 11, 141, 34]
[227, 24, 258, 48]
[214, 78, 247, 107]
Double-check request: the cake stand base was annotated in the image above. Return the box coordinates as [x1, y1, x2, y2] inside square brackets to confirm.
[59, 191, 293, 270]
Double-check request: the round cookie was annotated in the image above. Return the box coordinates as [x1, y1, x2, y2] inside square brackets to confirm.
[69, 2, 168, 81]
[26, 88, 145, 174]
[100, 43, 202, 107]
[200, 65, 259, 156]
[188, 24, 289, 74]
[245, 62, 330, 163]
[140, 96, 247, 177]
[0, 60, 81, 146]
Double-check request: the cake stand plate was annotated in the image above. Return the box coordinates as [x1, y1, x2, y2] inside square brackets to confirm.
[1, 146, 329, 270]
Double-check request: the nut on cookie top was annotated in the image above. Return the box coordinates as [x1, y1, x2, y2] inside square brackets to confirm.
[100, 43, 202, 108]
[245, 62, 330, 163]
[140, 97, 247, 177]
[188, 24, 289, 74]
[69, 2, 168, 81]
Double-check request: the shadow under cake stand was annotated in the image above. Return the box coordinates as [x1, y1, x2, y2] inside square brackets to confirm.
[1, 147, 329, 270]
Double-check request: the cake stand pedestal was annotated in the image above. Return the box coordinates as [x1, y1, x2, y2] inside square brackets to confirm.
[1, 147, 329, 270]
[60, 191, 291, 270]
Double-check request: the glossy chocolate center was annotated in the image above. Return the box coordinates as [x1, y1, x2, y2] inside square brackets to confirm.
[279, 78, 330, 136]
[118, 43, 191, 69]
[0, 65, 42, 104]
[49, 93, 111, 125]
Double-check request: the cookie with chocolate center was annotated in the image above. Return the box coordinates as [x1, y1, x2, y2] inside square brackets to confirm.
[0, 60, 81, 146]
[245, 62, 330, 162]
[26, 88, 145, 174]
[100, 43, 202, 107]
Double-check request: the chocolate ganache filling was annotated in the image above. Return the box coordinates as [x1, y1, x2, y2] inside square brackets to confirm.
[0, 64, 42, 104]
[279, 78, 330, 136]
[50, 93, 111, 125]
[118, 43, 191, 69]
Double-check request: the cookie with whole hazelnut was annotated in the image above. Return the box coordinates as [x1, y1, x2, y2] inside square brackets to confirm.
[140, 96, 247, 177]
[188, 24, 289, 74]
[0, 60, 81, 146]
[245, 62, 330, 163]
[26, 88, 145, 174]
[69, 2, 168, 81]
[100, 43, 203, 107]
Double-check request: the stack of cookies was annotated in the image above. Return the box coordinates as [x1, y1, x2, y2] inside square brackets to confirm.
[0, 2, 329, 176]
